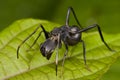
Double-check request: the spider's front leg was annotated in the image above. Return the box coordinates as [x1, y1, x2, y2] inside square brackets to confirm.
[17, 24, 49, 59]
[27, 25, 49, 49]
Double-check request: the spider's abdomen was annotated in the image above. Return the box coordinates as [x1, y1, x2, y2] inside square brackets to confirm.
[67, 26, 81, 46]
[67, 33, 81, 45]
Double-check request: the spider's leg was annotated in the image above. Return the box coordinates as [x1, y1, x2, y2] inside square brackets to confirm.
[17, 25, 49, 58]
[28, 25, 49, 49]
[41, 24, 49, 39]
[17, 26, 40, 58]
[79, 24, 113, 51]
[55, 34, 61, 76]
[80, 40, 91, 71]
[65, 7, 82, 29]
[80, 40, 86, 66]
[55, 48, 58, 76]
[27, 31, 43, 50]
[61, 40, 68, 75]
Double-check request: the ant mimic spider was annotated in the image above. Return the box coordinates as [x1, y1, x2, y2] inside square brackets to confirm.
[17, 7, 113, 76]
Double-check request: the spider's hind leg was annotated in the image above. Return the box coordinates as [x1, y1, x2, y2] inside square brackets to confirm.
[79, 24, 113, 51]
[80, 40, 91, 71]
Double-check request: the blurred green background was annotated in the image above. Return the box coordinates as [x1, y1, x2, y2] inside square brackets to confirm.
[0, 0, 120, 80]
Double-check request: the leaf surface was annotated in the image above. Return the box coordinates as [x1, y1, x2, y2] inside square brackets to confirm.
[0, 19, 120, 80]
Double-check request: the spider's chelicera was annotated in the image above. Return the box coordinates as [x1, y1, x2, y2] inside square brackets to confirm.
[17, 7, 113, 76]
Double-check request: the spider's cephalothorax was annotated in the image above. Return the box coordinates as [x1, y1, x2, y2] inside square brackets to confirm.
[17, 7, 113, 76]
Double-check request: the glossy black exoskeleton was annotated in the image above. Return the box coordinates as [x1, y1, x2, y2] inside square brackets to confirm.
[17, 7, 113, 76]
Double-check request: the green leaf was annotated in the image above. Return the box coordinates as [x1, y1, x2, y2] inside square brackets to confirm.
[0, 19, 120, 80]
